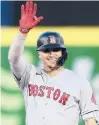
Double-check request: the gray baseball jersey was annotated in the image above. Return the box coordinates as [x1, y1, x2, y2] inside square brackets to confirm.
[11, 64, 99, 125]
[8, 33, 99, 125]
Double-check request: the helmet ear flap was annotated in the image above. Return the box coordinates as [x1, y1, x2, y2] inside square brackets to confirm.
[64, 49, 68, 61]
[57, 49, 68, 66]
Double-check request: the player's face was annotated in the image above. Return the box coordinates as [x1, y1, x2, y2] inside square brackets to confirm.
[38, 48, 62, 69]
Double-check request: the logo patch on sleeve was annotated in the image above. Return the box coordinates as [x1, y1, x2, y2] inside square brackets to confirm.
[91, 92, 96, 104]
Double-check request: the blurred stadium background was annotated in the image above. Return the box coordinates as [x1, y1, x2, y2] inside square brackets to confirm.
[1, 1, 99, 125]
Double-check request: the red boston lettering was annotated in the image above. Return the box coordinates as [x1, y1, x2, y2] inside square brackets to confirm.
[46, 86, 54, 98]
[53, 89, 60, 101]
[59, 92, 70, 105]
[38, 85, 45, 97]
[28, 84, 70, 105]
[33, 85, 38, 96]
[28, 84, 34, 96]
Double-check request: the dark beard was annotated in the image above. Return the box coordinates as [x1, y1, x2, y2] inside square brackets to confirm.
[48, 64, 60, 70]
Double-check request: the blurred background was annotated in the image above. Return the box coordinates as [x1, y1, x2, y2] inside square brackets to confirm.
[1, 1, 99, 125]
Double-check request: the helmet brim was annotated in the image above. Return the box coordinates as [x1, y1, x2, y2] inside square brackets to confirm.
[37, 43, 66, 51]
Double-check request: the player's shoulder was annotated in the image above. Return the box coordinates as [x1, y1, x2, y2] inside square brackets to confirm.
[28, 64, 42, 74]
[64, 68, 90, 87]
[63, 68, 79, 79]
[64, 68, 77, 76]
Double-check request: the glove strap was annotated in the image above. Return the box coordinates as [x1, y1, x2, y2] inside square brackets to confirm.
[19, 27, 29, 34]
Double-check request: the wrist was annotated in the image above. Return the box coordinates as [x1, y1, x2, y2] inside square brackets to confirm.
[18, 30, 28, 37]
[19, 27, 29, 34]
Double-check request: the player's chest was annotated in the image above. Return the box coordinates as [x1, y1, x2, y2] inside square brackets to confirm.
[27, 74, 80, 106]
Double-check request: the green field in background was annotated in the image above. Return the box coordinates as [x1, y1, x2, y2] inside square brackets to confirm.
[1, 46, 99, 125]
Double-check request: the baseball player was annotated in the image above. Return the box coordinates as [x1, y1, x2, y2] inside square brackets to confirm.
[8, 1, 99, 125]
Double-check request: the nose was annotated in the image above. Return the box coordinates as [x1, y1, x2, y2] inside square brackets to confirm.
[49, 51, 54, 54]
[49, 51, 56, 57]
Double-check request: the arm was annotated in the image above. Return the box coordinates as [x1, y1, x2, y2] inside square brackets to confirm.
[8, 1, 43, 79]
[79, 78, 99, 124]
[85, 119, 97, 125]
[8, 32, 27, 78]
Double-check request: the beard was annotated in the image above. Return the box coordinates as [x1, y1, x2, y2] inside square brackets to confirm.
[48, 65, 59, 71]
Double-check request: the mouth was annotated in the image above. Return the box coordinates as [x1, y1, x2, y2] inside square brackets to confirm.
[46, 58, 58, 65]
[47, 57, 58, 62]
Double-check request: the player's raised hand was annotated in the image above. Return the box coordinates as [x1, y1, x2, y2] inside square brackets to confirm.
[19, 1, 43, 34]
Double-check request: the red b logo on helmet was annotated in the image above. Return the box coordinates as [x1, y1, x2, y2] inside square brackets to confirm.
[49, 36, 56, 43]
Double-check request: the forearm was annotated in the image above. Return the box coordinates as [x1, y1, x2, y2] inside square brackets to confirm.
[8, 31, 28, 78]
[8, 31, 27, 63]
[85, 119, 97, 125]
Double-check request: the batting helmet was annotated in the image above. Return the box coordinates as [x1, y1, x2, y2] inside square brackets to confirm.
[37, 31, 68, 66]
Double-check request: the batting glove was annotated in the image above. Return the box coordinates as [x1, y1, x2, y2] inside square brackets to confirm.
[19, 1, 43, 34]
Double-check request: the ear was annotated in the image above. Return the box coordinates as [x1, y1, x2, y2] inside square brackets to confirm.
[38, 52, 41, 59]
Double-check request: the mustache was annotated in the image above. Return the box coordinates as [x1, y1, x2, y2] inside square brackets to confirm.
[47, 56, 59, 60]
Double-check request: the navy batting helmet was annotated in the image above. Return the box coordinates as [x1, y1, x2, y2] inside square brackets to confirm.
[37, 31, 68, 66]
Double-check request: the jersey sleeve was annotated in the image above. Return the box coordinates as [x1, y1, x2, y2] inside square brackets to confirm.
[79, 79, 99, 123]
[11, 64, 36, 91]
[8, 32, 37, 91]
